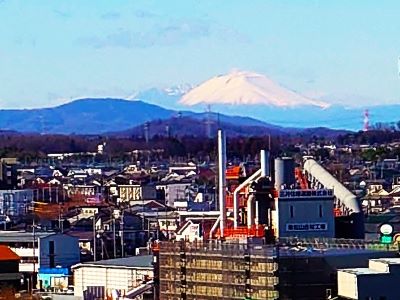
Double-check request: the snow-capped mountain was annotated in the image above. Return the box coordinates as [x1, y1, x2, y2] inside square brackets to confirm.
[132, 84, 193, 110]
[180, 70, 329, 108]
[164, 83, 194, 96]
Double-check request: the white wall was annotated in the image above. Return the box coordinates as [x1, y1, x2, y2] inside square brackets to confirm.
[337, 271, 358, 299]
[74, 266, 153, 297]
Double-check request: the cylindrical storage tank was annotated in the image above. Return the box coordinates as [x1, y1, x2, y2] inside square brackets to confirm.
[274, 157, 295, 190]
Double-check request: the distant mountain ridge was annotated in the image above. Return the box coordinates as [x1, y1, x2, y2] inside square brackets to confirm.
[0, 98, 279, 135]
[110, 115, 349, 138]
[1, 95, 397, 135]
[0, 98, 348, 136]
[0, 98, 175, 134]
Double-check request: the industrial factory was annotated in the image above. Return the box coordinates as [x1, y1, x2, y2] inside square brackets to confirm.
[156, 130, 392, 300]
[168, 130, 364, 243]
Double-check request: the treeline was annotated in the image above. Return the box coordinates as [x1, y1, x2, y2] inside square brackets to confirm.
[0, 133, 287, 161]
[1, 130, 399, 162]
[336, 130, 400, 145]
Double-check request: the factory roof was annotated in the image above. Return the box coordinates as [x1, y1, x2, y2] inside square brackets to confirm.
[72, 255, 153, 270]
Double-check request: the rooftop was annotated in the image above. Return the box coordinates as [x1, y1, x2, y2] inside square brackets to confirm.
[0, 245, 20, 261]
[0, 231, 55, 243]
[73, 255, 153, 269]
[371, 257, 400, 265]
[340, 267, 383, 275]
[339, 257, 400, 276]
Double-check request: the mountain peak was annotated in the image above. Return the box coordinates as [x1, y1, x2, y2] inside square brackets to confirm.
[180, 70, 330, 108]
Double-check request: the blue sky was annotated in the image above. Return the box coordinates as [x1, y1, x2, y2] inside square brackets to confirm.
[1, 0, 400, 108]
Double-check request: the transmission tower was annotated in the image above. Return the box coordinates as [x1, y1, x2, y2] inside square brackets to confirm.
[204, 105, 214, 138]
[363, 109, 370, 132]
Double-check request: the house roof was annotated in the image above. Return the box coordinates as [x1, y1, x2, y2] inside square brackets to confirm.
[0, 245, 20, 261]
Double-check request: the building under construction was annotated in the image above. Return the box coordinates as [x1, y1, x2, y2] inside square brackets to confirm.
[157, 238, 398, 300]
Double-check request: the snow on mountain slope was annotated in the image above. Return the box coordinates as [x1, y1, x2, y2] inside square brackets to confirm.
[180, 70, 329, 108]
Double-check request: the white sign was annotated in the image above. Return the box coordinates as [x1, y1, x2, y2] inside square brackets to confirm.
[380, 224, 393, 235]
[286, 223, 327, 232]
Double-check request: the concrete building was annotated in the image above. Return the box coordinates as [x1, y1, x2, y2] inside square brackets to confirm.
[72, 255, 154, 298]
[273, 189, 335, 238]
[338, 257, 400, 300]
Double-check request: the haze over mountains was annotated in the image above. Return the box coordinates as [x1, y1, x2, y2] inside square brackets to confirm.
[0, 70, 399, 135]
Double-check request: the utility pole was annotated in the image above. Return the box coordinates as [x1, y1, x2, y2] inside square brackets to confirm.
[121, 210, 125, 258]
[31, 218, 36, 294]
[113, 214, 116, 258]
[93, 214, 97, 261]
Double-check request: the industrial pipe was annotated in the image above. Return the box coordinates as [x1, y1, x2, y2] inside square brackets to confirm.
[209, 216, 221, 239]
[247, 194, 255, 228]
[218, 130, 226, 238]
[260, 150, 270, 178]
[303, 158, 361, 213]
[233, 169, 261, 228]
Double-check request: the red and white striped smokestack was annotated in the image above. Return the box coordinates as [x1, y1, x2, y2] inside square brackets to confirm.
[218, 130, 226, 238]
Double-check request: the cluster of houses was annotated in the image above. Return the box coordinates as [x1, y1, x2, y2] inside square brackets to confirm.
[0, 156, 220, 297]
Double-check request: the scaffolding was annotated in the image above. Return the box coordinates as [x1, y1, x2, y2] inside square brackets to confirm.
[159, 240, 279, 300]
[159, 238, 400, 300]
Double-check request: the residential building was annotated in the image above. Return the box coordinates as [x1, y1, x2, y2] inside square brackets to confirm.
[0, 158, 18, 189]
[118, 185, 156, 203]
[0, 189, 33, 218]
[157, 183, 191, 207]
[0, 231, 80, 289]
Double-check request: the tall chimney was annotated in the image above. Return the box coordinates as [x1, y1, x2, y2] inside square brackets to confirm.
[260, 149, 270, 177]
[218, 130, 226, 238]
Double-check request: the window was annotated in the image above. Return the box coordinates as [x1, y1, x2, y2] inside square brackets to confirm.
[289, 205, 294, 218]
[319, 205, 323, 218]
